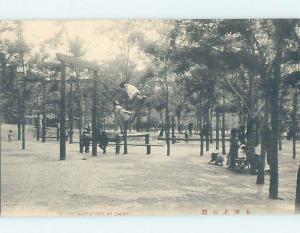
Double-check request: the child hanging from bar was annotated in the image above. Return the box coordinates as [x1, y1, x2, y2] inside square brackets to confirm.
[120, 82, 146, 106]
[113, 100, 132, 122]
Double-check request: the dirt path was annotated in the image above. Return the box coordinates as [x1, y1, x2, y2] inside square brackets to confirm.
[1, 125, 299, 216]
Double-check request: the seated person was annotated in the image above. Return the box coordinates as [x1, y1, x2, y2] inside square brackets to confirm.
[209, 152, 224, 165]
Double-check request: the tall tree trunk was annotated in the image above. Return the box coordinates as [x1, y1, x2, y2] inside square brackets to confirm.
[221, 110, 226, 155]
[166, 101, 171, 156]
[205, 105, 210, 152]
[18, 110, 21, 140]
[177, 115, 181, 133]
[278, 95, 283, 151]
[91, 71, 98, 157]
[247, 118, 257, 175]
[269, 60, 281, 199]
[21, 78, 26, 150]
[36, 113, 40, 141]
[21, 104, 25, 150]
[42, 82, 46, 143]
[292, 90, 298, 159]
[216, 111, 220, 150]
[200, 100, 204, 156]
[76, 73, 82, 152]
[59, 63, 66, 160]
[136, 113, 141, 132]
[123, 121, 128, 154]
[146, 106, 151, 132]
[171, 116, 175, 144]
[247, 74, 256, 174]
[296, 163, 300, 213]
[259, 101, 270, 185]
[209, 109, 213, 144]
[68, 82, 73, 144]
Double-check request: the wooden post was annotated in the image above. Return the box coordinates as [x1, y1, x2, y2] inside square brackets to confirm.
[92, 71, 98, 157]
[145, 134, 150, 155]
[60, 63, 66, 160]
[42, 81, 46, 143]
[216, 111, 220, 150]
[124, 121, 128, 154]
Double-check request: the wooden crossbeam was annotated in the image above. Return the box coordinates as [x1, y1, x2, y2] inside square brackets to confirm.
[56, 53, 99, 71]
[125, 133, 150, 137]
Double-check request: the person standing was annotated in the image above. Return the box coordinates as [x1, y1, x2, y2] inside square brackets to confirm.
[8, 130, 14, 142]
[184, 130, 189, 144]
[98, 131, 109, 154]
[227, 128, 239, 170]
[81, 128, 90, 156]
[188, 122, 193, 136]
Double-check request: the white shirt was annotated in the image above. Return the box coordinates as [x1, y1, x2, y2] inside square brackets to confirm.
[124, 84, 140, 100]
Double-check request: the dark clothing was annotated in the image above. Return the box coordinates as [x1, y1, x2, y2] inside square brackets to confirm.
[256, 154, 265, 184]
[158, 129, 165, 139]
[98, 132, 109, 154]
[82, 131, 91, 153]
[228, 137, 239, 169]
[184, 131, 189, 144]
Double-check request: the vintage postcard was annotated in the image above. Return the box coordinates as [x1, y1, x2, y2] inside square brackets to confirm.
[0, 19, 299, 216]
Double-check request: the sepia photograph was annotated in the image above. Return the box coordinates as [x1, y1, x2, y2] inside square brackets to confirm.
[0, 19, 300, 216]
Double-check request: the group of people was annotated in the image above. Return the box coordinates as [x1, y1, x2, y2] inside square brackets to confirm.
[226, 126, 263, 176]
[81, 128, 109, 156]
[113, 82, 146, 123]
[80, 81, 146, 158]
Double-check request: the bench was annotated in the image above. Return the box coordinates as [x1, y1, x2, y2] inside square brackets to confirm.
[117, 143, 163, 155]
[77, 133, 161, 155]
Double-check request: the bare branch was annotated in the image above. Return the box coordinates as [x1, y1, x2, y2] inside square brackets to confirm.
[225, 78, 252, 116]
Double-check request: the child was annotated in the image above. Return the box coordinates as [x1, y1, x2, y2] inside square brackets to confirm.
[8, 130, 14, 142]
[120, 82, 146, 104]
[98, 131, 109, 154]
[81, 128, 91, 158]
[113, 100, 132, 122]
[209, 152, 224, 166]
[184, 130, 189, 144]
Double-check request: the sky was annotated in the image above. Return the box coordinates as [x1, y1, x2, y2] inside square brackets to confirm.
[1, 20, 165, 69]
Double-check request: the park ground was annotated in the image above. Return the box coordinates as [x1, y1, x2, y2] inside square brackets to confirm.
[1, 124, 299, 216]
